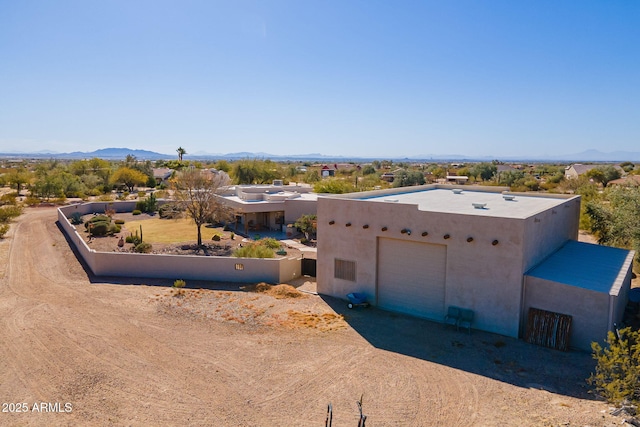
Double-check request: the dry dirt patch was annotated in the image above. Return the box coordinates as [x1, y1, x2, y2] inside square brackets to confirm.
[155, 283, 346, 331]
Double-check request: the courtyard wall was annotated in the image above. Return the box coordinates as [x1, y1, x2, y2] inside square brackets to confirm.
[58, 202, 302, 284]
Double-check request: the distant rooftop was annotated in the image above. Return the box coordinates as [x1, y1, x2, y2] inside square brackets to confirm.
[527, 240, 634, 295]
[342, 186, 576, 219]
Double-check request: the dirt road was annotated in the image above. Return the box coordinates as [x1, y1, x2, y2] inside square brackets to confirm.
[0, 207, 619, 426]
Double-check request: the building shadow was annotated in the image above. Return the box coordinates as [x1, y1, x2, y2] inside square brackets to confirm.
[321, 295, 599, 401]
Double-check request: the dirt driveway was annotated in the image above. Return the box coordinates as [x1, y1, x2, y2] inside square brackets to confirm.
[0, 207, 621, 426]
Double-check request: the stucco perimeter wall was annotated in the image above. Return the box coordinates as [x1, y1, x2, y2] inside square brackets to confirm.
[522, 195, 580, 272]
[58, 203, 301, 284]
[523, 276, 610, 352]
[316, 196, 526, 337]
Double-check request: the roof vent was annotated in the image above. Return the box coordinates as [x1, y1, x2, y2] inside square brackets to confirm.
[472, 203, 487, 209]
[452, 189, 463, 194]
[503, 194, 515, 201]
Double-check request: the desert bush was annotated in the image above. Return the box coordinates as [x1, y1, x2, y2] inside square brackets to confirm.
[173, 279, 186, 288]
[126, 230, 141, 245]
[85, 215, 110, 227]
[260, 237, 280, 249]
[212, 234, 221, 241]
[0, 192, 17, 205]
[159, 203, 183, 219]
[89, 221, 110, 236]
[589, 327, 640, 406]
[0, 224, 9, 238]
[233, 242, 275, 258]
[132, 209, 142, 215]
[135, 199, 146, 212]
[0, 205, 23, 223]
[23, 196, 41, 206]
[69, 212, 83, 225]
[134, 242, 153, 253]
[114, 219, 125, 225]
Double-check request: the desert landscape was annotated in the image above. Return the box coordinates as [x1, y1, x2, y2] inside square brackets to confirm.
[0, 206, 624, 426]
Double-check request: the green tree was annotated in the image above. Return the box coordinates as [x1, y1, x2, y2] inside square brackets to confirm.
[470, 163, 497, 182]
[177, 146, 187, 162]
[231, 159, 281, 184]
[5, 168, 32, 194]
[362, 165, 376, 175]
[584, 185, 640, 256]
[392, 170, 425, 188]
[110, 167, 149, 192]
[589, 327, 640, 406]
[172, 168, 232, 247]
[294, 214, 317, 240]
[313, 178, 354, 194]
[586, 165, 621, 187]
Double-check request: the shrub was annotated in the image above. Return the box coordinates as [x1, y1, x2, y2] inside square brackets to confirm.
[0, 224, 9, 238]
[212, 234, 221, 241]
[173, 279, 186, 288]
[89, 221, 110, 236]
[23, 196, 41, 206]
[85, 215, 110, 225]
[0, 205, 23, 223]
[69, 212, 83, 225]
[135, 200, 146, 212]
[589, 327, 640, 406]
[0, 193, 17, 205]
[114, 219, 125, 225]
[233, 242, 275, 258]
[126, 231, 141, 245]
[159, 203, 182, 219]
[134, 242, 153, 253]
[132, 209, 142, 215]
[260, 237, 280, 249]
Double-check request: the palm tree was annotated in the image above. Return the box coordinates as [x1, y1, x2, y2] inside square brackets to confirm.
[177, 146, 187, 162]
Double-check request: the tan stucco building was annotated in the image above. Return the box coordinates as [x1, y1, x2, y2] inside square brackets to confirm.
[316, 184, 634, 351]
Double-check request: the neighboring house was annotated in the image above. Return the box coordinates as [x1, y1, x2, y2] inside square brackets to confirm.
[444, 175, 469, 184]
[321, 165, 337, 177]
[316, 184, 634, 351]
[217, 181, 318, 235]
[152, 168, 173, 186]
[608, 175, 640, 186]
[564, 164, 597, 179]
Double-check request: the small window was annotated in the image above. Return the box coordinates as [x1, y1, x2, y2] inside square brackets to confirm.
[334, 259, 356, 281]
[235, 263, 244, 271]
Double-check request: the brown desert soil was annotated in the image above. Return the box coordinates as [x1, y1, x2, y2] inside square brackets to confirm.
[0, 207, 625, 426]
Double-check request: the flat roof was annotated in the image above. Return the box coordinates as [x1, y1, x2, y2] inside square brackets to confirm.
[221, 192, 318, 204]
[356, 188, 571, 219]
[526, 240, 634, 294]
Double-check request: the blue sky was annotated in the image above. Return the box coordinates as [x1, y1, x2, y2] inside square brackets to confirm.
[0, 1, 638, 158]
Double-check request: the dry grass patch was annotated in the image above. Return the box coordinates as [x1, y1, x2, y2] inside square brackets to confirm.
[242, 282, 306, 299]
[279, 310, 346, 331]
[122, 217, 226, 244]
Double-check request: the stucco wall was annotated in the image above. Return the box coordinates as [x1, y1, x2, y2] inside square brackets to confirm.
[522, 195, 581, 272]
[58, 203, 301, 284]
[317, 196, 528, 337]
[523, 276, 610, 351]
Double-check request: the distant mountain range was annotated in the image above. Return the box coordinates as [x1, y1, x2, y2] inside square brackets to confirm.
[1, 147, 640, 162]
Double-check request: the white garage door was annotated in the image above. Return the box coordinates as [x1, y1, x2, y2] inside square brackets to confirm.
[377, 238, 447, 321]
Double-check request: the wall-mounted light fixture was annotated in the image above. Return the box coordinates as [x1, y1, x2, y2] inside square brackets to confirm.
[444, 234, 450, 239]
[492, 239, 499, 246]
[346, 222, 351, 227]
[363, 224, 369, 229]
[329, 220, 335, 225]
[467, 237, 474, 242]
[421, 231, 428, 237]
[381, 226, 388, 231]
[401, 228, 411, 235]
